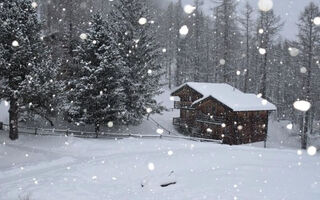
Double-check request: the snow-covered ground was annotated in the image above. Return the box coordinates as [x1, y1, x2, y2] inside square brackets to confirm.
[1, 88, 320, 199]
[0, 101, 9, 124]
[0, 133, 319, 200]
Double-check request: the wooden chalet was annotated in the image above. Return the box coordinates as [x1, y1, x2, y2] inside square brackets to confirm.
[171, 82, 276, 145]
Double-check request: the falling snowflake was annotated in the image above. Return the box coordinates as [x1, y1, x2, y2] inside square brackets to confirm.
[286, 123, 293, 130]
[148, 162, 155, 171]
[307, 146, 317, 156]
[293, 100, 311, 112]
[314, 17, 320, 26]
[289, 47, 299, 57]
[162, 48, 167, 53]
[300, 67, 307, 74]
[184, 5, 196, 14]
[258, 29, 264, 34]
[146, 108, 152, 113]
[179, 25, 189, 36]
[258, 0, 273, 12]
[261, 99, 268, 105]
[206, 128, 213, 133]
[31, 2, 38, 8]
[107, 121, 114, 128]
[297, 150, 303, 156]
[138, 17, 147, 25]
[12, 40, 19, 47]
[168, 150, 173, 156]
[79, 33, 87, 40]
[156, 128, 164, 135]
[219, 59, 226, 65]
[259, 48, 266, 55]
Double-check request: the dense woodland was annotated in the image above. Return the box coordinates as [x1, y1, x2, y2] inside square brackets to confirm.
[0, 0, 320, 143]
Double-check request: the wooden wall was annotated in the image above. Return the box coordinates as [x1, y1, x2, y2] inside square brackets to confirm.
[172, 85, 270, 145]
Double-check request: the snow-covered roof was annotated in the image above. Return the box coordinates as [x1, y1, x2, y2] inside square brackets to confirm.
[172, 82, 276, 112]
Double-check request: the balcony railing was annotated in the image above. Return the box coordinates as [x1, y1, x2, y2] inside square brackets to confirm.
[173, 117, 187, 126]
[174, 101, 193, 109]
[196, 112, 226, 125]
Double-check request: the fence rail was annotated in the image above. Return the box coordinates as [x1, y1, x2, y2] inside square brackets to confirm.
[0, 122, 222, 143]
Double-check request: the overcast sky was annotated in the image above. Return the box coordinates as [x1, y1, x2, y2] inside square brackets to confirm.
[170, 0, 320, 40]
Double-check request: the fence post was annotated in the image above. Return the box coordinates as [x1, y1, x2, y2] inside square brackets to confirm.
[96, 131, 99, 138]
[35, 128, 37, 135]
[66, 129, 69, 136]
[0, 122, 3, 130]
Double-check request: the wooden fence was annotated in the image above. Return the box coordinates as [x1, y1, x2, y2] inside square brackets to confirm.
[0, 122, 222, 144]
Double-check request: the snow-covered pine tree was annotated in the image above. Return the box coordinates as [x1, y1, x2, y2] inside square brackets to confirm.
[296, 2, 320, 149]
[109, 0, 164, 125]
[18, 48, 63, 127]
[0, 0, 61, 140]
[65, 14, 126, 133]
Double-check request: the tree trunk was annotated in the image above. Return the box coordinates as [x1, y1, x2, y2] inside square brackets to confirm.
[95, 122, 100, 138]
[9, 98, 19, 140]
[301, 113, 307, 149]
[261, 53, 268, 98]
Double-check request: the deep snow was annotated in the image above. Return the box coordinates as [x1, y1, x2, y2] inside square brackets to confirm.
[0, 133, 319, 200]
[0, 88, 319, 200]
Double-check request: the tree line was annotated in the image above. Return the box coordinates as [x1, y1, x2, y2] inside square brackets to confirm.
[1, 0, 319, 143]
[158, 0, 320, 142]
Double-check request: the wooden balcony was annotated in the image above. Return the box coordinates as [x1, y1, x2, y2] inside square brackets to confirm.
[173, 117, 187, 126]
[174, 101, 193, 109]
[196, 112, 226, 125]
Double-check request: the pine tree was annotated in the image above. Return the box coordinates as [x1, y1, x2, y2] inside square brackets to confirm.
[191, 0, 204, 82]
[174, 0, 186, 86]
[239, 2, 254, 92]
[0, 0, 61, 140]
[212, 0, 241, 84]
[296, 2, 320, 149]
[159, 2, 175, 89]
[108, 0, 164, 125]
[65, 14, 126, 133]
[256, 10, 283, 98]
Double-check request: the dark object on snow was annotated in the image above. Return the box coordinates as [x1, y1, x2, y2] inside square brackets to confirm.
[0, 122, 3, 130]
[160, 182, 177, 187]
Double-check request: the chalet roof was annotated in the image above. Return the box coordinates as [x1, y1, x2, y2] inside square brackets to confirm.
[171, 82, 277, 112]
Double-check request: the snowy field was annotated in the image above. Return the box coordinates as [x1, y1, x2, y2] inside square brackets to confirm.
[1, 88, 320, 200]
[0, 133, 319, 200]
